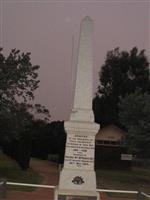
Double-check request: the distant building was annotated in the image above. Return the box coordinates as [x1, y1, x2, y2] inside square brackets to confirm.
[95, 125, 132, 169]
[96, 124, 125, 146]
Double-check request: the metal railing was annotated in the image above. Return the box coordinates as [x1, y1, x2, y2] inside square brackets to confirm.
[0, 179, 6, 199]
[97, 189, 150, 200]
[137, 192, 150, 200]
[0, 181, 149, 200]
[7, 181, 55, 189]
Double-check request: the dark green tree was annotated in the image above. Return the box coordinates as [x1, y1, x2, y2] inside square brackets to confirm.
[93, 47, 150, 127]
[31, 119, 51, 159]
[0, 48, 50, 139]
[50, 121, 66, 163]
[0, 48, 40, 142]
[0, 48, 50, 169]
[0, 48, 39, 106]
[31, 120, 66, 163]
[118, 89, 150, 158]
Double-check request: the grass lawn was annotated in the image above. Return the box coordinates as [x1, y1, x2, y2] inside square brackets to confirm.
[96, 167, 150, 198]
[0, 152, 43, 191]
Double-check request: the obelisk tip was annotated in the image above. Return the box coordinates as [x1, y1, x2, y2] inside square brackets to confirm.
[83, 16, 93, 22]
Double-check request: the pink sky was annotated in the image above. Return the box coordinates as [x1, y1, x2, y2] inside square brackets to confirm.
[0, 0, 149, 121]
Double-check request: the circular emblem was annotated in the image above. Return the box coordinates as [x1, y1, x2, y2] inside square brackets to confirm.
[72, 176, 84, 185]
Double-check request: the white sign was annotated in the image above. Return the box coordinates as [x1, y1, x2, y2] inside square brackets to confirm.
[121, 154, 133, 160]
[64, 134, 95, 170]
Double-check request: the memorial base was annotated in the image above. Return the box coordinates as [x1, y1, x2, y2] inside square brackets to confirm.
[60, 121, 99, 192]
[54, 120, 100, 200]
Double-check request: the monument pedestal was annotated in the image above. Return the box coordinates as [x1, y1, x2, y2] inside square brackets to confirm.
[54, 121, 100, 200]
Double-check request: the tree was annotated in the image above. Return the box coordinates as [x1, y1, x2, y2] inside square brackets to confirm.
[0, 48, 50, 139]
[0, 48, 50, 169]
[31, 120, 66, 163]
[50, 121, 66, 163]
[0, 48, 39, 103]
[118, 89, 150, 158]
[1, 103, 34, 169]
[93, 47, 150, 127]
[0, 48, 40, 141]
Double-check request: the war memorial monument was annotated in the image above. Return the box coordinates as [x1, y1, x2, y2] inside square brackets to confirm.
[54, 16, 100, 200]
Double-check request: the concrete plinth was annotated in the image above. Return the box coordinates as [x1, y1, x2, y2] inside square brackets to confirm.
[54, 121, 100, 200]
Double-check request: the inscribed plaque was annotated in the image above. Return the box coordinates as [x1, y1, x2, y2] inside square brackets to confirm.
[64, 134, 95, 170]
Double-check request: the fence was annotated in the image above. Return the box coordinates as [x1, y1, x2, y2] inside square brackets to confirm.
[0, 181, 149, 200]
[97, 189, 150, 200]
[0, 179, 6, 199]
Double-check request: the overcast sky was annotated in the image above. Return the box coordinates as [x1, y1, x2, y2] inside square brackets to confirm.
[0, 0, 149, 121]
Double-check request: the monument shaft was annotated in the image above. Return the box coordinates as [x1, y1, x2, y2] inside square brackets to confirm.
[71, 16, 94, 122]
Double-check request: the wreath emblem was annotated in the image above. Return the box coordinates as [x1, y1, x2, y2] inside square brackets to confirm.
[72, 176, 84, 185]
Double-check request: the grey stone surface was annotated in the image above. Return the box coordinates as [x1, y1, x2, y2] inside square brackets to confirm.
[70, 16, 94, 122]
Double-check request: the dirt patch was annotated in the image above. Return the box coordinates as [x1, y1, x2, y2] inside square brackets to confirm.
[7, 159, 59, 200]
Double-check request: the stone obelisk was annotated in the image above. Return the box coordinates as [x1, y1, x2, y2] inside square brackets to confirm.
[55, 16, 100, 200]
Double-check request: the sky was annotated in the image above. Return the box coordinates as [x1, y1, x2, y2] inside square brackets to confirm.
[0, 0, 149, 121]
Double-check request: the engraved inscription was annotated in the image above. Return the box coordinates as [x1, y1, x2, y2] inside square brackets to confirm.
[64, 134, 95, 170]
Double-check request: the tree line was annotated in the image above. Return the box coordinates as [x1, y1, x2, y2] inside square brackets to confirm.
[0, 47, 150, 170]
